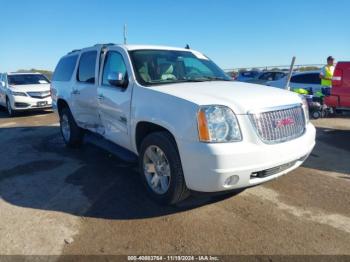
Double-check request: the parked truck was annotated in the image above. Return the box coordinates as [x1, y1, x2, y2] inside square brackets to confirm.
[325, 61, 350, 111]
[51, 44, 316, 205]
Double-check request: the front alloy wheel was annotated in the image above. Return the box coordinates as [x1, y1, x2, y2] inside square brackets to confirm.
[139, 131, 189, 205]
[143, 145, 171, 195]
[6, 99, 15, 117]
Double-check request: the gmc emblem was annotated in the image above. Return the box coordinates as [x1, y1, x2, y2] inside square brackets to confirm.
[274, 117, 295, 128]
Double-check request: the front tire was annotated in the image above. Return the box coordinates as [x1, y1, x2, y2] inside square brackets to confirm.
[59, 107, 84, 147]
[139, 131, 189, 205]
[6, 98, 16, 117]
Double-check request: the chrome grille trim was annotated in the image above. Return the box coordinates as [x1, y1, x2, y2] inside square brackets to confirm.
[27, 91, 51, 99]
[249, 104, 306, 144]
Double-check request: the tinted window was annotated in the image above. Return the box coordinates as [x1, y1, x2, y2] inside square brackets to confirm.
[8, 74, 50, 85]
[53, 55, 78, 82]
[102, 52, 127, 86]
[77, 51, 97, 84]
[241, 71, 260, 78]
[275, 72, 286, 80]
[258, 72, 274, 80]
[291, 73, 320, 84]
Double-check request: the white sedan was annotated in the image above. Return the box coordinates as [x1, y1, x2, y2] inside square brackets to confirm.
[0, 72, 52, 116]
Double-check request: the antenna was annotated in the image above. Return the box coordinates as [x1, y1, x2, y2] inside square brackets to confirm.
[123, 24, 127, 44]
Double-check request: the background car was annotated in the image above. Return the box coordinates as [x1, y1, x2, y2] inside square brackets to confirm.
[266, 70, 322, 93]
[236, 70, 261, 82]
[245, 71, 287, 85]
[0, 72, 52, 116]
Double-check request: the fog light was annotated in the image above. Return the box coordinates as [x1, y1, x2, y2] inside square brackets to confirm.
[224, 175, 239, 186]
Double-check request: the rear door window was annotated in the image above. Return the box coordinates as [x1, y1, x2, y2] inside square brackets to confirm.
[77, 51, 97, 84]
[53, 55, 78, 82]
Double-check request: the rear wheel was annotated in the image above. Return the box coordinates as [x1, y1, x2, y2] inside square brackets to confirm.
[139, 131, 190, 205]
[311, 110, 321, 119]
[59, 107, 84, 147]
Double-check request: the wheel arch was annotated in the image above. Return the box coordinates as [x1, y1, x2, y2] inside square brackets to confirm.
[57, 99, 70, 116]
[135, 121, 178, 154]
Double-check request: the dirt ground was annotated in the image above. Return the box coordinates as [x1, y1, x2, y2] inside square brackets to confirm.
[0, 108, 349, 257]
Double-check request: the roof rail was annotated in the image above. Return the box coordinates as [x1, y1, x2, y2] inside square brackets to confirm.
[67, 43, 116, 55]
[67, 49, 81, 55]
[94, 43, 116, 47]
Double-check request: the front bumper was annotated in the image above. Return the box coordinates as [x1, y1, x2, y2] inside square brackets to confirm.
[10, 95, 52, 111]
[178, 123, 316, 192]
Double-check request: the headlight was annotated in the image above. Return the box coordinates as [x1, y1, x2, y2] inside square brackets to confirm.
[300, 95, 310, 123]
[10, 90, 27, 97]
[197, 105, 242, 142]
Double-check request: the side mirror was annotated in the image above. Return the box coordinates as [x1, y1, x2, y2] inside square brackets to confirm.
[0, 81, 5, 87]
[107, 72, 128, 88]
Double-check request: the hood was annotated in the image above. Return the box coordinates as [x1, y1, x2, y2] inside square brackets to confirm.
[149, 81, 302, 114]
[10, 84, 51, 93]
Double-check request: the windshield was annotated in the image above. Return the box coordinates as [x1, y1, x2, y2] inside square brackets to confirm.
[129, 50, 231, 86]
[8, 74, 50, 85]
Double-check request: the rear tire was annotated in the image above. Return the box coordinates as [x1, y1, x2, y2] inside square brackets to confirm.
[6, 98, 16, 117]
[139, 131, 190, 205]
[59, 107, 84, 147]
[311, 110, 321, 119]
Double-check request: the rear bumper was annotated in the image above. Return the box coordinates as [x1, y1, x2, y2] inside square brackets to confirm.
[10, 95, 52, 111]
[178, 123, 316, 192]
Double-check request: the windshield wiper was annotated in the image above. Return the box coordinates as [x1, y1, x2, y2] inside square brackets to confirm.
[199, 76, 232, 81]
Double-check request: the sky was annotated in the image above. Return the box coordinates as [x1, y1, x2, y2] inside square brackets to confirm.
[0, 0, 349, 72]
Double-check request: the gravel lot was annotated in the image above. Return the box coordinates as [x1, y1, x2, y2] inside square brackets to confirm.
[0, 108, 349, 256]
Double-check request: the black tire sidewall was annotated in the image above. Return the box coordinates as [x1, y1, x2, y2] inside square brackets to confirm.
[139, 132, 188, 205]
[6, 98, 15, 117]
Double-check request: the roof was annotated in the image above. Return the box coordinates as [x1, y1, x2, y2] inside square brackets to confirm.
[293, 70, 321, 75]
[7, 72, 41, 75]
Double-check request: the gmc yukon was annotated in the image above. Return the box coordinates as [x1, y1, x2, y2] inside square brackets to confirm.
[51, 44, 316, 204]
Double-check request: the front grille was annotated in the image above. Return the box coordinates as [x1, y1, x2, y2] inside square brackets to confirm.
[27, 91, 51, 99]
[249, 104, 306, 144]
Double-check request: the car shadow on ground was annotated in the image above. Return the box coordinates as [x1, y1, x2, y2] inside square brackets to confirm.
[0, 107, 53, 118]
[0, 125, 239, 220]
[302, 127, 350, 176]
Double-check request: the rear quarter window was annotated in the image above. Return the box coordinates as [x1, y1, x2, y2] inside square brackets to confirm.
[52, 55, 78, 82]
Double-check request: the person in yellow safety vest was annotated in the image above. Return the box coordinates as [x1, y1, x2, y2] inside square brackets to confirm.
[320, 56, 335, 88]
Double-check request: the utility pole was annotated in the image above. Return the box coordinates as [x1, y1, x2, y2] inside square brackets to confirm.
[123, 24, 127, 45]
[285, 56, 296, 90]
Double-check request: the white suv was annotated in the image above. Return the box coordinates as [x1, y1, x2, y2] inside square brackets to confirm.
[0, 72, 52, 116]
[51, 44, 316, 205]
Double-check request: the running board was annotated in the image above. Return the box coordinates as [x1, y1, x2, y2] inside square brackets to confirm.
[84, 132, 138, 163]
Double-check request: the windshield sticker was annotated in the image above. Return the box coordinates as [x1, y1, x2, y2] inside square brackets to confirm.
[192, 51, 209, 60]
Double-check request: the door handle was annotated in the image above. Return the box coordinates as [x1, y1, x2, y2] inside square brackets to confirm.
[71, 89, 80, 95]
